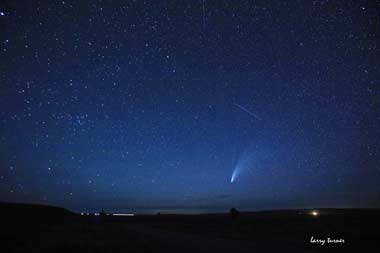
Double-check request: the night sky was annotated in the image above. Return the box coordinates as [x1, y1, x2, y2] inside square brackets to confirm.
[1, 0, 379, 213]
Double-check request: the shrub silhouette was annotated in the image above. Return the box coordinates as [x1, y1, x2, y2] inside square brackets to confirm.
[229, 208, 239, 220]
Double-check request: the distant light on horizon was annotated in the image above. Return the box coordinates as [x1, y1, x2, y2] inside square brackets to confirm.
[113, 213, 134, 216]
[311, 210, 319, 216]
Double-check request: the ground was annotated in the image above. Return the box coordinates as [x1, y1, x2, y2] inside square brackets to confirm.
[1, 203, 378, 252]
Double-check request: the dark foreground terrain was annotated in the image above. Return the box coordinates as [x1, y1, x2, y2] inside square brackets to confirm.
[1, 202, 378, 252]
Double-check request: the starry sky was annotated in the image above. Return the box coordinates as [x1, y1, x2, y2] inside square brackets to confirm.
[0, 0, 379, 213]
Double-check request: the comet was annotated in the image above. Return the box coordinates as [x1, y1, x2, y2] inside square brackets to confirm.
[230, 148, 255, 183]
[230, 170, 237, 183]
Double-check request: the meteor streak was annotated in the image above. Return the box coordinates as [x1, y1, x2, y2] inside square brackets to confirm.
[233, 103, 261, 120]
[202, 0, 206, 30]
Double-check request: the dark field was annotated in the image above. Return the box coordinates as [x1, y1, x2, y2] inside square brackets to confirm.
[1, 203, 378, 252]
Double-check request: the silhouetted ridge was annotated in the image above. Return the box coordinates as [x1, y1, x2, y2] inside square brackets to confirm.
[0, 202, 75, 223]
